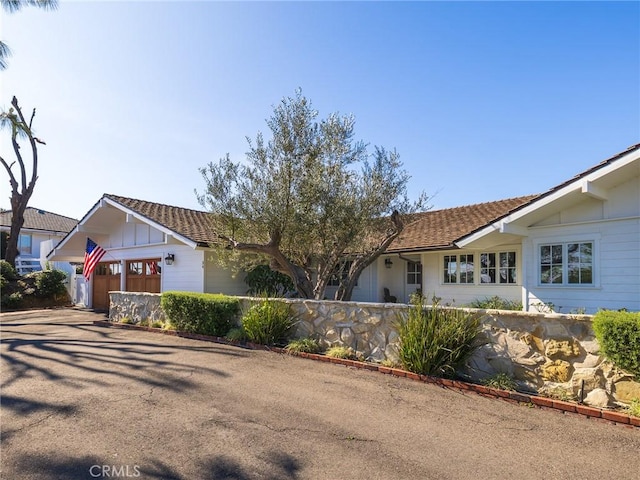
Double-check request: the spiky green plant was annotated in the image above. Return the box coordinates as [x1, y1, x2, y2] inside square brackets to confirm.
[241, 298, 295, 346]
[397, 299, 482, 378]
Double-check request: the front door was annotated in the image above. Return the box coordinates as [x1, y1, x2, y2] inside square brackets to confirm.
[92, 262, 122, 310]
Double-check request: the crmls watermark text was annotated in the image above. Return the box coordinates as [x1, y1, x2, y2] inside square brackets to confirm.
[89, 465, 141, 478]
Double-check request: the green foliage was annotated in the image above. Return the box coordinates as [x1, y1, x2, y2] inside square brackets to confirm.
[0, 259, 17, 280]
[241, 298, 295, 346]
[151, 320, 164, 329]
[542, 387, 575, 402]
[626, 398, 640, 418]
[468, 296, 522, 311]
[593, 310, 640, 377]
[196, 90, 427, 301]
[285, 337, 322, 355]
[482, 373, 518, 391]
[120, 317, 133, 324]
[245, 264, 294, 297]
[33, 269, 67, 297]
[0, 275, 7, 290]
[225, 327, 248, 343]
[325, 345, 362, 360]
[1, 291, 23, 309]
[160, 291, 240, 337]
[397, 299, 482, 378]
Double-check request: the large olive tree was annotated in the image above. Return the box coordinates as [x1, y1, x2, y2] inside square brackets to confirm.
[197, 90, 427, 301]
[0, 96, 45, 266]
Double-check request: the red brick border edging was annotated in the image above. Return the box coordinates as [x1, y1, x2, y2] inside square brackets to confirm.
[93, 320, 639, 429]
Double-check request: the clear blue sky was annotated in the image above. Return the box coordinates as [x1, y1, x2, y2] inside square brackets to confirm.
[1, 1, 638, 220]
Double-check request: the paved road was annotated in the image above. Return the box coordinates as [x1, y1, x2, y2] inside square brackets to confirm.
[1, 309, 638, 480]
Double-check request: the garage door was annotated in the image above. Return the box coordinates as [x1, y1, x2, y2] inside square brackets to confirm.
[126, 260, 161, 294]
[92, 262, 122, 311]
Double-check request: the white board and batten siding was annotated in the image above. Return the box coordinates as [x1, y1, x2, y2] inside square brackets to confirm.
[524, 175, 640, 314]
[420, 249, 523, 307]
[203, 253, 248, 296]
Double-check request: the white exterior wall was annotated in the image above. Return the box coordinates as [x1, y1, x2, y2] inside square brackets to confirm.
[525, 217, 640, 314]
[421, 249, 523, 307]
[523, 175, 640, 313]
[324, 262, 377, 302]
[162, 247, 206, 293]
[203, 253, 248, 296]
[100, 222, 206, 293]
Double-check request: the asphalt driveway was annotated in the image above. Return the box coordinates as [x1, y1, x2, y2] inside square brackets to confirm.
[1, 308, 639, 480]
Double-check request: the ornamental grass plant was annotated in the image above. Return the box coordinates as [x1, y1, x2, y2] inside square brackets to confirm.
[241, 298, 295, 346]
[397, 299, 482, 378]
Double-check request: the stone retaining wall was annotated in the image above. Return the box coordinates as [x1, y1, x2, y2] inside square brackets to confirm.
[109, 292, 639, 408]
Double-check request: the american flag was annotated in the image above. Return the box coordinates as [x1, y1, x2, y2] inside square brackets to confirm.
[83, 238, 106, 280]
[148, 260, 158, 275]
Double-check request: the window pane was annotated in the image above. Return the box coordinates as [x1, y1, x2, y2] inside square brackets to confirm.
[18, 234, 32, 255]
[460, 254, 474, 283]
[551, 266, 563, 284]
[498, 252, 516, 284]
[480, 253, 495, 283]
[443, 256, 457, 283]
[128, 262, 142, 275]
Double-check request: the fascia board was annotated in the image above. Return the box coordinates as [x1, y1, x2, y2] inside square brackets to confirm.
[101, 197, 198, 249]
[456, 151, 639, 248]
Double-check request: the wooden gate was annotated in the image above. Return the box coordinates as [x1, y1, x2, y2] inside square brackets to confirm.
[92, 262, 122, 311]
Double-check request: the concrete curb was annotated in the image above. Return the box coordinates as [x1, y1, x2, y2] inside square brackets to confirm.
[93, 320, 639, 429]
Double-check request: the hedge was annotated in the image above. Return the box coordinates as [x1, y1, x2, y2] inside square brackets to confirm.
[592, 310, 640, 377]
[160, 291, 240, 337]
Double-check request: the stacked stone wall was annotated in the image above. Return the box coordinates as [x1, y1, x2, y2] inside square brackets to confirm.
[109, 292, 639, 407]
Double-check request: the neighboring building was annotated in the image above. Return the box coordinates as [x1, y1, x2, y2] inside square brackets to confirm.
[0, 207, 77, 275]
[48, 143, 640, 313]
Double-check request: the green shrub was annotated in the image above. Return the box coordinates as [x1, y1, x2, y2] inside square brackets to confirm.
[468, 296, 522, 311]
[34, 269, 68, 297]
[285, 337, 322, 355]
[397, 299, 482, 378]
[593, 310, 640, 377]
[241, 298, 295, 346]
[225, 327, 247, 343]
[1, 292, 23, 309]
[245, 264, 295, 297]
[151, 320, 164, 329]
[482, 373, 518, 391]
[0, 260, 17, 281]
[0, 275, 7, 290]
[325, 345, 362, 361]
[626, 398, 640, 418]
[161, 291, 240, 337]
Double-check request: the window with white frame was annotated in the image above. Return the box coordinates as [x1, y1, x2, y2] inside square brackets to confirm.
[407, 261, 422, 285]
[480, 251, 517, 284]
[539, 242, 593, 285]
[18, 234, 32, 255]
[443, 254, 474, 284]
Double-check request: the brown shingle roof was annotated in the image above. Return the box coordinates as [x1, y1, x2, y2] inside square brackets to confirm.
[0, 207, 77, 234]
[104, 194, 216, 246]
[105, 193, 539, 252]
[387, 195, 538, 252]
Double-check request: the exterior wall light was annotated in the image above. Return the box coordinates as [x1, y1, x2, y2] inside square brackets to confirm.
[164, 253, 175, 265]
[384, 258, 393, 269]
